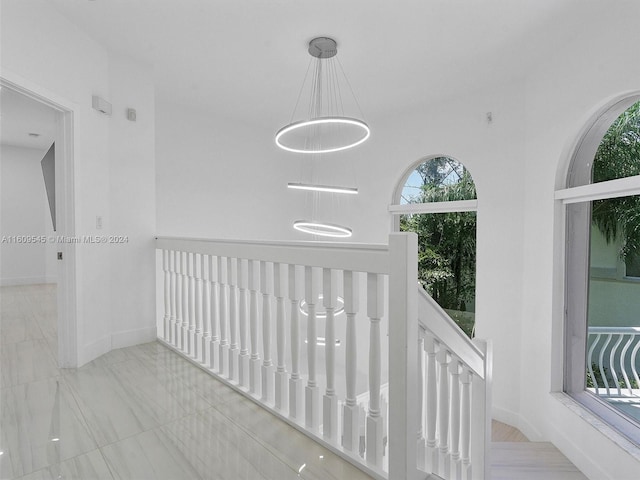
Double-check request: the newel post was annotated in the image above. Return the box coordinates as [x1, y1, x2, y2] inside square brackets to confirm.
[388, 232, 419, 480]
[471, 338, 492, 480]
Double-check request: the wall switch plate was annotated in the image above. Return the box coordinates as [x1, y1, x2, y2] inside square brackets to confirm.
[96, 216, 103, 229]
[127, 108, 137, 121]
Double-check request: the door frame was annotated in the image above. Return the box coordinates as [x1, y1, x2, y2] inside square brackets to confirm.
[1, 73, 78, 367]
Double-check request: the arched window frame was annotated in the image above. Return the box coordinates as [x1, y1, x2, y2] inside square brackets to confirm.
[389, 155, 479, 338]
[557, 93, 640, 444]
[389, 154, 478, 225]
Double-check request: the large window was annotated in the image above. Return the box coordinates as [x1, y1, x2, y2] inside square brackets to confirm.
[563, 98, 640, 443]
[393, 156, 477, 337]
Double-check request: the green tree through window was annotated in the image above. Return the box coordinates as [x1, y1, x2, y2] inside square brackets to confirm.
[400, 157, 477, 337]
[592, 100, 640, 275]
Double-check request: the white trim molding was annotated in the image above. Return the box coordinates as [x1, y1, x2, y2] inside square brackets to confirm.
[1, 72, 78, 368]
[555, 174, 640, 205]
[388, 199, 478, 215]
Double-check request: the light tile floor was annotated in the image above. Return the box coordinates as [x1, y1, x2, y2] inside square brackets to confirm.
[1, 284, 590, 480]
[0, 285, 373, 480]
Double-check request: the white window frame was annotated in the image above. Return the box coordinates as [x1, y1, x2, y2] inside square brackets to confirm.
[389, 155, 478, 233]
[560, 93, 640, 445]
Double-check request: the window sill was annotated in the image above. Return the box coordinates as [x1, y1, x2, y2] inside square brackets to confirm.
[551, 391, 640, 461]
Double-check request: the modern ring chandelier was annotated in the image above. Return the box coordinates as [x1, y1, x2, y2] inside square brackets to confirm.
[280, 37, 368, 239]
[293, 220, 352, 238]
[275, 37, 370, 154]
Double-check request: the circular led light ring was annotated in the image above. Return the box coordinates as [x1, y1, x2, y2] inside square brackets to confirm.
[293, 220, 352, 238]
[305, 337, 342, 347]
[275, 117, 370, 154]
[300, 295, 345, 318]
[287, 183, 358, 195]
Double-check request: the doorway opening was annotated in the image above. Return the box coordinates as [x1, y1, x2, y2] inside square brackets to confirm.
[0, 79, 77, 368]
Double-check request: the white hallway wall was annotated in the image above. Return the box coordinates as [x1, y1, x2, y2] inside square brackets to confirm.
[519, 5, 640, 479]
[0, 145, 57, 285]
[1, 0, 156, 366]
[155, 5, 640, 480]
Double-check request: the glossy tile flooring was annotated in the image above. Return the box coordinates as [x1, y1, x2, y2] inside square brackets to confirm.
[0, 285, 373, 480]
[1, 284, 590, 480]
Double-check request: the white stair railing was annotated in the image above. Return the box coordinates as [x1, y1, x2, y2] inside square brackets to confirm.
[587, 326, 640, 396]
[417, 287, 492, 480]
[156, 234, 491, 480]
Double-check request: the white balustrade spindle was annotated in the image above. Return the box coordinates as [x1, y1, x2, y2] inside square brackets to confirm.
[261, 261, 274, 403]
[209, 255, 220, 371]
[175, 251, 183, 349]
[202, 254, 212, 366]
[450, 358, 462, 478]
[366, 273, 384, 468]
[238, 259, 250, 388]
[274, 263, 288, 411]
[323, 268, 338, 442]
[194, 253, 204, 362]
[460, 368, 472, 480]
[249, 260, 261, 395]
[437, 347, 451, 479]
[289, 264, 304, 420]
[169, 250, 177, 345]
[342, 270, 360, 452]
[305, 266, 321, 431]
[228, 257, 239, 381]
[218, 256, 229, 377]
[188, 252, 197, 357]
[424, 334, 438, 473]
[417, 330, 426, 470]
[182, 251, 190, 353]
[162, 249, 170, 340]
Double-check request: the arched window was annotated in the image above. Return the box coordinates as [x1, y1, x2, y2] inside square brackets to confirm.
[391, 156, 477, 337]
[560, 97, 640, 442]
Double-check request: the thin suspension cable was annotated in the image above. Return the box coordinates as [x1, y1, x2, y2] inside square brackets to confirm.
[290, 58, 313, 124]
[336, 58, 346, 118]
[305, 58, 320, 150]
[328, 57, 338, 117]
[330, 57, 344, 118]
[336, 56, 366, 120]
[308, 58, 319, 119]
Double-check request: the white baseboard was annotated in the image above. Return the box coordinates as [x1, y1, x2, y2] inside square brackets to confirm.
[78, 334, 112, 367]
[0, 276, 56, 286]
[76, 326, 156, 367]
[111, 325, 156, 349]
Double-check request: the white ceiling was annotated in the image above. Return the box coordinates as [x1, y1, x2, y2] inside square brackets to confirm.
[0, 87, 58, 151]
[46, 0, 583, 127]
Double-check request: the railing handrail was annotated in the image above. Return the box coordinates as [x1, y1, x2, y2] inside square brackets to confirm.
[417, 285, 485, 378]
[588, 326, 640, 335]
[155, 236, 390, 274]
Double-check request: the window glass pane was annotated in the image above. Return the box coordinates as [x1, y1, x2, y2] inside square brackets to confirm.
[592, 100, 640, 184]
[626, 254, 640, 278]
[399, 156, 477, 337]
[587, 193, 640, 424]
[399, 157, 476, 204]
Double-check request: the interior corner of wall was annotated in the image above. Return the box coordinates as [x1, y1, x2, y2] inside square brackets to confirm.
[492, 405, 543, 441]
